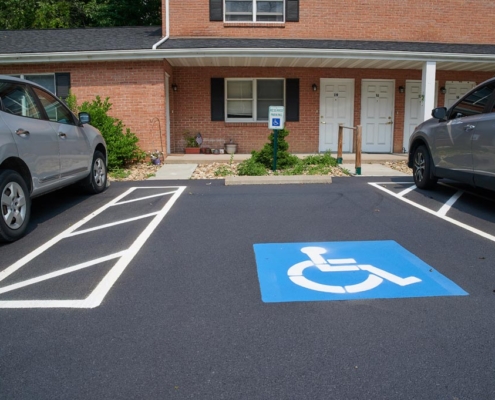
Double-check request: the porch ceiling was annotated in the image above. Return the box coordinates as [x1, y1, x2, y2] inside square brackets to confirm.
[166, 55, 495, 72]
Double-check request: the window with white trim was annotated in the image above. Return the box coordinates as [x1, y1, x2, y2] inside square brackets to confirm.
[224, 0, 284, 22]
[226, 78, 284, 122]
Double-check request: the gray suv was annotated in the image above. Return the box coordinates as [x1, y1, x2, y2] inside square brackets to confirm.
[408, 77, 495, 191]
[0, 75, 107, 242]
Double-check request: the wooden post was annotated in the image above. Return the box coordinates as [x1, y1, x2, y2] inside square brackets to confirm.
[337, 124, 343, 164]
[355, 125, 362, 175]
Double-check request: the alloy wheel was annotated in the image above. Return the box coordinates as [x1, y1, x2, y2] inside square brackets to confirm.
[1, 181, 27, 230]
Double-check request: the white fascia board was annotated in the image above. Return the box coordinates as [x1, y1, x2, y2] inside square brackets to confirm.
[1, 47, 495, 65]
[0, 50, 167, 64]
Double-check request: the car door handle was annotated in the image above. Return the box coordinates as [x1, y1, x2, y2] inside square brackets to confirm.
[59, 132, 67, 139]
[15, 128, 30, 136]
[320, 121, 326, 124]
[464, 125, 475, 132]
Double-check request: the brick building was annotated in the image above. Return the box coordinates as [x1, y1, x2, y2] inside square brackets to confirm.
[1, 1, 495, 155]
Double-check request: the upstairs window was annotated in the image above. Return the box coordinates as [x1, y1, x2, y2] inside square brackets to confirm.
[225, 0, 284, 22]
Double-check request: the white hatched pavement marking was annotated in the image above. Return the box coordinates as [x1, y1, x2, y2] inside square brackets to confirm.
[111, 191, 177, 206]
[0, 186, 186, 309]
[0, 251, 126, 295]
[369, 182, 495, 243]
[437, 190, 464, 217]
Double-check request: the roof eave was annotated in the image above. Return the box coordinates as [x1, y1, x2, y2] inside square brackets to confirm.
[1, 47, 495, 65]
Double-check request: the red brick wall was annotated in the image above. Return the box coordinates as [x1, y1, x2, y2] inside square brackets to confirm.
[0, 61, 167, 155]
[170, 67, 494, 154]
[168, 0, 495, 44]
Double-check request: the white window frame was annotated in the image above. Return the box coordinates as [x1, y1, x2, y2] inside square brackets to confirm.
[224, 0, 285, 23]
[225, 78, 285, 123]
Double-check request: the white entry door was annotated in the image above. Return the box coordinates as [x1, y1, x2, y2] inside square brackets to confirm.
[403, 80, 438, 152]
[444, 81, 475, 108]
[319, 79, 354, 152]
[361, 80, 394, 153]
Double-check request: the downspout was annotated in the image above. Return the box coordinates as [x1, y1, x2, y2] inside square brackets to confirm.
[152, 0, 169, 49]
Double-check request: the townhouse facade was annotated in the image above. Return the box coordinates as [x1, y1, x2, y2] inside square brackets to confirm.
[1, 1, 495, 156]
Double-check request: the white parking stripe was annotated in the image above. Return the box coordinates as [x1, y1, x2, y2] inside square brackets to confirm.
[83, 186, 185, 308]
[397, 184, 417, 197]
[68, 212, 159, 237]
[437, 190, 464, 217]
[0, 251, 126, 295]
[0, 187, 136, 283]
[112, 191, 177, 206]
[0, 186, 186, 309]
[369, 183, 495, 243]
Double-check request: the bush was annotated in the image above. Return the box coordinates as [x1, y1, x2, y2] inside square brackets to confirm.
[70, 94, 145, 170]
[251, 128, 299, 170]
[237, 156, 268, 176]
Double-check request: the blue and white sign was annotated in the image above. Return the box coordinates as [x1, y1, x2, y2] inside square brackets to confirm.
[253, 241, 468, 303]
[268, 106, 285, 130]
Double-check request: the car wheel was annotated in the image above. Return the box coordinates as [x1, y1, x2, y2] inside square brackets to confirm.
[0, 170, 31, 242]
[413, 145, 437, 189]
[82, 151, 107, 194]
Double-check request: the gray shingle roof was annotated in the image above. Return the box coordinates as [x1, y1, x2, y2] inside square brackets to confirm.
[158, 38, 495, 55]
[0, 26, 161, 54]
[1, 27, 494, 56]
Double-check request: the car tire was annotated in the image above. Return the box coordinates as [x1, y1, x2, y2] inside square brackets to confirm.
[0, 170, 31, 242]
[413, 145, 437, 189]
[82, 150, 107, 194]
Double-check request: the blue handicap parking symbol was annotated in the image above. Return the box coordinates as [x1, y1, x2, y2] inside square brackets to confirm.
[253, 241, 468, 303]
[272, 118, 281, 127]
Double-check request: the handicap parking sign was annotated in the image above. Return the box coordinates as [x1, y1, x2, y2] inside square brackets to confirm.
[272, 118, 281, 127]
[253, 241, 467, 303]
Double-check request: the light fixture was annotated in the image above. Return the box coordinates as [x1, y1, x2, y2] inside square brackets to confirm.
[398, 86, 405, 93]
[312, 83, 317, 92]
[440, 86, 446, 94]
[172, 84, 178, 92]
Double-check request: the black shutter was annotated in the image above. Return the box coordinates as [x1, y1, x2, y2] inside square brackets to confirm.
[286, 0, 299, 22]
[210, 0, 223, 21]
[286, 79, 299, 122]
[211, 78, 225, 121]
[55, 73, 70, 100]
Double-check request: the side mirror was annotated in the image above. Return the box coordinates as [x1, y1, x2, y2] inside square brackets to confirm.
[78, 112, 91, 125]
[431, 107, 447, 120]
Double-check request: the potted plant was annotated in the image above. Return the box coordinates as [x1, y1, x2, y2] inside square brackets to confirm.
[149, 149, 163, 165]
[184, 131, 201, 154]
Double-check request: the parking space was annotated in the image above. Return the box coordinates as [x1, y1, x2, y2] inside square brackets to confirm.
[0, 185, 185, 308]
[370, 180, 495, 242]
[1, 178, 495, 400]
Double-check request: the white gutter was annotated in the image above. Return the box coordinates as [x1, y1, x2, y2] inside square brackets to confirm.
[152, 0, 169, 49]
[2, 47, 495, 66]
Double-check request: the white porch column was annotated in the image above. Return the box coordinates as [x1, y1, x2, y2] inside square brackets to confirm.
[421, 61, 437, 121]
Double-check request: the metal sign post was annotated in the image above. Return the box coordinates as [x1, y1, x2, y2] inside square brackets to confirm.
[268, 106, 285, 171]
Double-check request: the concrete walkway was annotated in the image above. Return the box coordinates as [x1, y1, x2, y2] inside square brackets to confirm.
[151, 153, 410, 180]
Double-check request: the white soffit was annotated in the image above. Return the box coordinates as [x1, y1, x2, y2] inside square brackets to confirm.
[1, 48, 495, 72]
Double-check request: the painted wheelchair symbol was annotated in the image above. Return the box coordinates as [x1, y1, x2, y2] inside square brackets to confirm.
[287, 247, 422, 294]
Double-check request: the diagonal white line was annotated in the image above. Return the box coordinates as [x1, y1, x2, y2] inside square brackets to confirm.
[437, 190, 464, 217]
[83, 186, 186, 308]
[369, 182, 495, 243]
[0, 251, 126, 295]
[67, 212, 159, 237]
[0, 187, 137, 283]
[397, 184, 417, 197]
[113, 191, 177, 206]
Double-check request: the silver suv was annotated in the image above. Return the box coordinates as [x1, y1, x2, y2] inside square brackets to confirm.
[0, 75, 107, 242]
[408, 77, 495, 191]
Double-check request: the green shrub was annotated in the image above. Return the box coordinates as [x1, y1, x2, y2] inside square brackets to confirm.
[237, 156, 268, 176]
[251, 128, 299, 170]
[302, 152, 338, 167]
[76, 96, 145, 170]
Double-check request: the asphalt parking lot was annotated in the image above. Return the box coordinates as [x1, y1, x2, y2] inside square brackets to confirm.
[0, 177, 494, 400]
